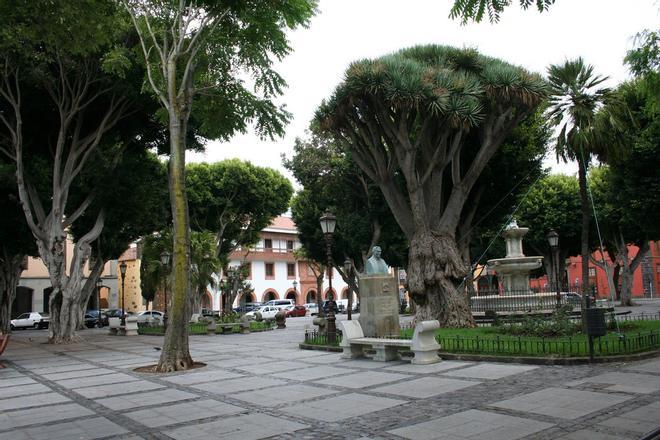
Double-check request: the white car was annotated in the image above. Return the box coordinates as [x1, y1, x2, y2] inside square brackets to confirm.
[136, 310, 164, 323]
[10, 312, 50, 330]
[245, 306, 280, 320]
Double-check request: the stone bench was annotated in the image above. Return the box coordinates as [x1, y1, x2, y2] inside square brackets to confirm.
[108, 316, 138, 336]
[339, 319, 441, 364]
[217, 320, 250, 334]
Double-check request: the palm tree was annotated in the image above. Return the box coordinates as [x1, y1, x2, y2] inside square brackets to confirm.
[190, 231, 221, 315]
[546, 58, 613, 303]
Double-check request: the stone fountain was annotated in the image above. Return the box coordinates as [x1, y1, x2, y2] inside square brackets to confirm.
[487, 219, 543, 295]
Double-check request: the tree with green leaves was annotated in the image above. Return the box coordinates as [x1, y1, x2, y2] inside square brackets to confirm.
[546, 58, 626, 305]
[0, 1, 158, 342]
[123, 0, 316, 371]
[284, 128, 408, 292]
[139, 230, 172, 312]
[316, 45, 547, 327]
[70, 147, 169, 321]
[0, 160, 38, 332]
[190, 230, 221, 314]
[450, 0, 555, 24]
[187, 160, 293, 264]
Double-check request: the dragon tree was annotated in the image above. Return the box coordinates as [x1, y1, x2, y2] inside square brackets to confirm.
[316, 45, 547, 326]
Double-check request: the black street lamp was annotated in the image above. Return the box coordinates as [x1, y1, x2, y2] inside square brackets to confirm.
[319, 210, 337, 343]
[96, 278, 102, 328]
[547, 229, 560, 308]
[292, 279, 298, 304]
[344, 258, 353, 321]
[119, 261, 127, 325]
[160, 250, 171, 328]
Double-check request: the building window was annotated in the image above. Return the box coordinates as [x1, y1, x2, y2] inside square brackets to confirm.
[287, 240, 294, 251]
[588, 267, 596, 277]
[287, 263, 295, 278]
[265, 262, 274, 279]
[264, 239, 272, 250]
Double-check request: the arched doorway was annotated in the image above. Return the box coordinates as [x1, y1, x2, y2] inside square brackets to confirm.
[262, 290, 278, 303]
[285, 290, 297, 303]
[12, 286, 33, 318]
[239, 292, 255, 307]
[201, 292, 212, 309]
[341, 288, 350, 300]
[306, 290, 316, 303]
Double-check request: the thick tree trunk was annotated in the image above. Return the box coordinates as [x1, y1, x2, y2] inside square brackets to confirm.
[0, 253, 25, 332]
[157, 112, 193, 372]
[408, 231, 474, 327]
[577, 161, 591, 305]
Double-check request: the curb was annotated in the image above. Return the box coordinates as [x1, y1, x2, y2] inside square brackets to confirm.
[298, 343, 342, 352]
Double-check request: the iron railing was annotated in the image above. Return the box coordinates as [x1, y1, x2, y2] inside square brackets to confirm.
[469, 289, 585, 312]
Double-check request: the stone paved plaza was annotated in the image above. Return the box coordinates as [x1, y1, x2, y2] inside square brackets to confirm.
[1, 315, 659, 439]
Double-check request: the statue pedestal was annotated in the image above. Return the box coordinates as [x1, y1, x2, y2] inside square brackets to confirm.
[358, 275, 400, 337]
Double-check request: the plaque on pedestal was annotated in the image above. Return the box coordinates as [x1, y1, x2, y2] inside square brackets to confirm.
[358, 275, 400, 337]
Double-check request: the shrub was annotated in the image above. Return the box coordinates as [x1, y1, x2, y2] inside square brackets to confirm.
[497, 306, 580, 337]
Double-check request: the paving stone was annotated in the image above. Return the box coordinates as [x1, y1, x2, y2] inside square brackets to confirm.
[335, 359, 394, 369]
[55, 372, 138, 388]
[384, 360, 474, 374]
[0, 392, 70, 411]
[272, 365, 353, 381]
[491, 387, 632, 419]
[598, 401, 660, 434]
[233, 383, 338, 407]
[0, 402, 94, 430]
[387, 409, 553, 440]
[0, 376, 36, 388]
[0, 383, 51, 398]
[159, 368, 243, 385]
[41, 368, 115, 381]
[315, 371, 408, 389]
[205, 357, 270, 368]
[281, 393, 407, 422]
[164, 412, 308, 440]
[235, 360, 313, 374]
[193, 376, 288, 395]
[0, 416, 128, 440]
[125, 399, 246, 427]
[557, 429, 633, 439]
[371, 377, 480, 398]
[570, 372, 660, 394]
[30, 363, 97, 375]
[0, 369, 24, 378]
[627, 358, 660, 374]
[299, 353, 343, 364]
[442, 363, 538, 379]
[73, 380, 163, 398]
[97, 388, 198, 410]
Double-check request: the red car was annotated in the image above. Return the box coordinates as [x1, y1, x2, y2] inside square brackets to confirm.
[285, 305, 307, 317]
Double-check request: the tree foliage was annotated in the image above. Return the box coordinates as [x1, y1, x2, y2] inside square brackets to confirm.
[187, 160, 293, 264]
[450, 0, 555, 24]
[316, 45, 547, 326]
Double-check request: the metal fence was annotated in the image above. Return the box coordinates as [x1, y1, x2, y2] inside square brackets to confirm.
[303, 330, 343, 346]
[469, 289, 584, 312]
[438, 330, 660, 357]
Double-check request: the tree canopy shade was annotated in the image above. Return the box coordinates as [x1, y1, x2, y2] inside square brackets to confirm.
[124, 0, 316, 371]
[316, 45, 547, 326]
[450, 0, 555, 24]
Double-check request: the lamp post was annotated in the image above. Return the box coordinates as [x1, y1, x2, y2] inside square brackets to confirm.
[344, 258, 353, 321]
[119, 261, 127, 326]
[547, 229, 560, 308]
[96, 278, 102, 328]
[292, 279, 298, 304]
[160, 250, 171, 328]
[319, 210, 337, 343]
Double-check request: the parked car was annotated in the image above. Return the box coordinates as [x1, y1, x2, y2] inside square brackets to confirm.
[86, 310, 107, 326]
[244, 306, 280, 320]
[263, 299, 294, 308]
[201, 308, 219, 317]
[285, 305, 307, 318]
[83, 313, 102, 328]
[233, 302, 262, 313]
[105, 309, 126, 320]
[136, 310, 164, 323]
[10, 312, 49, 330]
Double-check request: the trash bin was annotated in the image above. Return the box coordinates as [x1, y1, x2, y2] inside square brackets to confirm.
[585, 308, 606, 337]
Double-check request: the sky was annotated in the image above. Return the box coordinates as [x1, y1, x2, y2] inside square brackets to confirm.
[187, 0, 659, 185]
